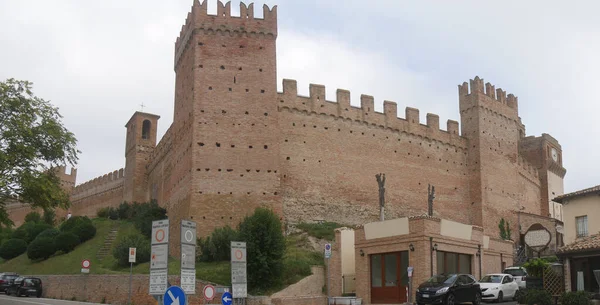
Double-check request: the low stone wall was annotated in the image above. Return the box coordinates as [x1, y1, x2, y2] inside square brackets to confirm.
[272, 296, 327, 305]
[33, 274, 226, 305]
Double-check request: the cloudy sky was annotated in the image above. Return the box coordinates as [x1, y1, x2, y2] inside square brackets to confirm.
[0, 0, 597, 194]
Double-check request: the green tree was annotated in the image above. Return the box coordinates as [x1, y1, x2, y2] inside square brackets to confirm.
[237, 207, 286, 292]
[42, 208, 56, 226]
[24, 211, 41, 223]
[0, 79, 79, 226]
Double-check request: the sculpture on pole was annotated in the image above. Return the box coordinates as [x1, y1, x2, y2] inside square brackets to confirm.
[428, 184, 435, 216]
[376, 173, 386, 221]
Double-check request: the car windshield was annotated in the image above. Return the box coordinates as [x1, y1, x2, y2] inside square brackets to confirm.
[503, 269, 525, 276]
[427, 274, 457, 285]
[480, 275, 503, 283]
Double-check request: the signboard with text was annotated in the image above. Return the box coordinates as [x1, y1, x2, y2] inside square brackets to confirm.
[231, 241, 247, 298]
[181, 220, 197, 294]
[149, 219, 169, 295]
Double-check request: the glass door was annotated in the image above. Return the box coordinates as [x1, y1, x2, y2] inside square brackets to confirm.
[370, 251, 409, 304]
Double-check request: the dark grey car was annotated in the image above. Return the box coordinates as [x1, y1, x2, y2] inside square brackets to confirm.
[0, 273, 19, 294]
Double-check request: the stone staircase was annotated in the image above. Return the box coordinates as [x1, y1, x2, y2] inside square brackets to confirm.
[96, 222, 119, 260]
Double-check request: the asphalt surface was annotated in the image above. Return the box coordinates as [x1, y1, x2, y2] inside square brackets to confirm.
[0, 295, 106, 305]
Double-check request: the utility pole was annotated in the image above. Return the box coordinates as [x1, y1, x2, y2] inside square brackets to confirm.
[376, 173, 386, 221]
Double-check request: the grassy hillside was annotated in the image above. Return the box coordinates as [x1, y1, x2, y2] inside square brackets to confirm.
[0, 218, 325, 289]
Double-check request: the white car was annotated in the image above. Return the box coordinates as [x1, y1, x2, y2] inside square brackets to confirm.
[503, 266, 528, 289]
[479, 273, 519, 303]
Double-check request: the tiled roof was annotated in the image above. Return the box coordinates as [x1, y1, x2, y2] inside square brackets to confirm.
[557, 232, 600, 254]
[552, 185, 600, 203]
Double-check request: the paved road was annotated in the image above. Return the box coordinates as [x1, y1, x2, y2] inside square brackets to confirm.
[0, 295, 106, 305]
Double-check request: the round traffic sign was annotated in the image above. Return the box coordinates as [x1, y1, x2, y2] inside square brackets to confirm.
[235, 249, 243, 260]
[155, 229, 165, 243]
[203, 284, 215, 301]
[325, 244, 331, 250]
[185, 230, 193, 243]
[82, 259, 91, 269]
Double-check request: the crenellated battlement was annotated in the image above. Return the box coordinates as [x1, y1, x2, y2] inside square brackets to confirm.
[278, 79, 465, 148]
[458, 76, 519, 119]
[72, 168, 125, 199]
[174, 0, 277, 69]
[517, 155, 540, 182]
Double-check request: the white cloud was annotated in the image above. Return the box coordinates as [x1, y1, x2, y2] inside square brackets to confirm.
[0, 0, 597, 193]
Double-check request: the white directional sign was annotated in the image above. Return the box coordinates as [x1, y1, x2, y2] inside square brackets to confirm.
[150, 219, 169, 296]
[231, 241, 247, 298]
[181, 220, 197, 295]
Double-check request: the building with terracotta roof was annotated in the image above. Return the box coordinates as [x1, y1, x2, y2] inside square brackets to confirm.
[554, 186, 600, 295]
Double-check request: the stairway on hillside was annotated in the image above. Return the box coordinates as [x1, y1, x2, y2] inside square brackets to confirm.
[96, 222, 119, 260]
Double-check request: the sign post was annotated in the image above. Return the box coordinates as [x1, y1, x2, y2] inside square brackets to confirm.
[128, 247, 136, 305]
[181, 220, 197, 297]
[325, 243, 331, 305]
[149, 219, 169, 296]
[231, 241, 247, 303]
[407, 266, 414, 305]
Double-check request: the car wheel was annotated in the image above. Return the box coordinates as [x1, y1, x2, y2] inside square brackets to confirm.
[496, 291, 503, 303]
[446, 293, 456, 305]
[473, 292, 481, 305]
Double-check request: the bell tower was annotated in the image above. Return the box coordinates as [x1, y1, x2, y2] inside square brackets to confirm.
[123, 111, 160, 203]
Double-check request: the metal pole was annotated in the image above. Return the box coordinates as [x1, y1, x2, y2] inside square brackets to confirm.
[128, 262, 132, 305]
[430, 237, 434, 276]
[327, 257, 330, 305]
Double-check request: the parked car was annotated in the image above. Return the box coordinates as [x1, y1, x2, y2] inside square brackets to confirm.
[0, 272, 19, 294]
[479, 273, 519, 302]
[416, 274, 481, 305]
[6, 276, 43, 298]
[502, 266, 527, 289]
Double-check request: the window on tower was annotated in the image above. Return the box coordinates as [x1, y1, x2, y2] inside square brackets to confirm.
[142, 119, 151, 139]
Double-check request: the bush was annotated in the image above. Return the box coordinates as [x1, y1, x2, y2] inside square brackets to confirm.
[519, 289, 553, 305]
[133, 201, 167, 238]
[0, 238, 28, 259]
[55, 232, 80, 253]
[296, 222, 346, 241]
[74, 222, 96, 243]
[560, 291, 592, 305]
[0, 227, 13, 245]
[523, 258, 549, 278]
[237, 207, 286, 293]
[37, 228, 60, 239]
[27, 236, 56, 260]
[197, 225, 238, 262]
[117, 202, 133, 220]
[60, 216, 92, 233]
[42, 209, 56, 226]
[112, 233, 151, 267]
[24, 211, 42, 223]
[12, 222, 52, 243]
[97, 207, 110, 218]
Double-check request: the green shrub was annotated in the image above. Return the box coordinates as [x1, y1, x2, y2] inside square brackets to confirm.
[55, 232, 80, 253]
[42, 209, 56, 226]
[27, 236, 56, 260]
[117, 202, 133, 220]
[74, 222, 96, 243]
[24, 211, 42, 223]
[519, 289, 552, 305]
[60, 216, 92, 232]
[0, 227, 13, 245]
[0, 238, 28, 259]
[12, 222, 52, 243]
[37, 228, 60, 240]
[237, 207, 286, 293]
[296, 222, 346, 241]
[523, 258, 549, 278]
[560, 291, 592, 305]
[133, 201, 167, 238]
[97, 207, 110, 218]
[197, 225, 238, 262]
[112, 233, 151, 267]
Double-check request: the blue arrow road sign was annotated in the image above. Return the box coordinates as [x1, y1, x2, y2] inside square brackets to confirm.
[164, 286, 186, 305]
[222, 291, 233, 305]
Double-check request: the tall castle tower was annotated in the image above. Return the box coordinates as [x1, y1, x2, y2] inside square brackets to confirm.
[459, 77, 523, 236]
[173, 0, 282, 235]
[123, 111, 160, 203]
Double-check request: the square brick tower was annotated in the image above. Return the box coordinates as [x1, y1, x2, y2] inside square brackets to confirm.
[173, 0, 282, 236]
